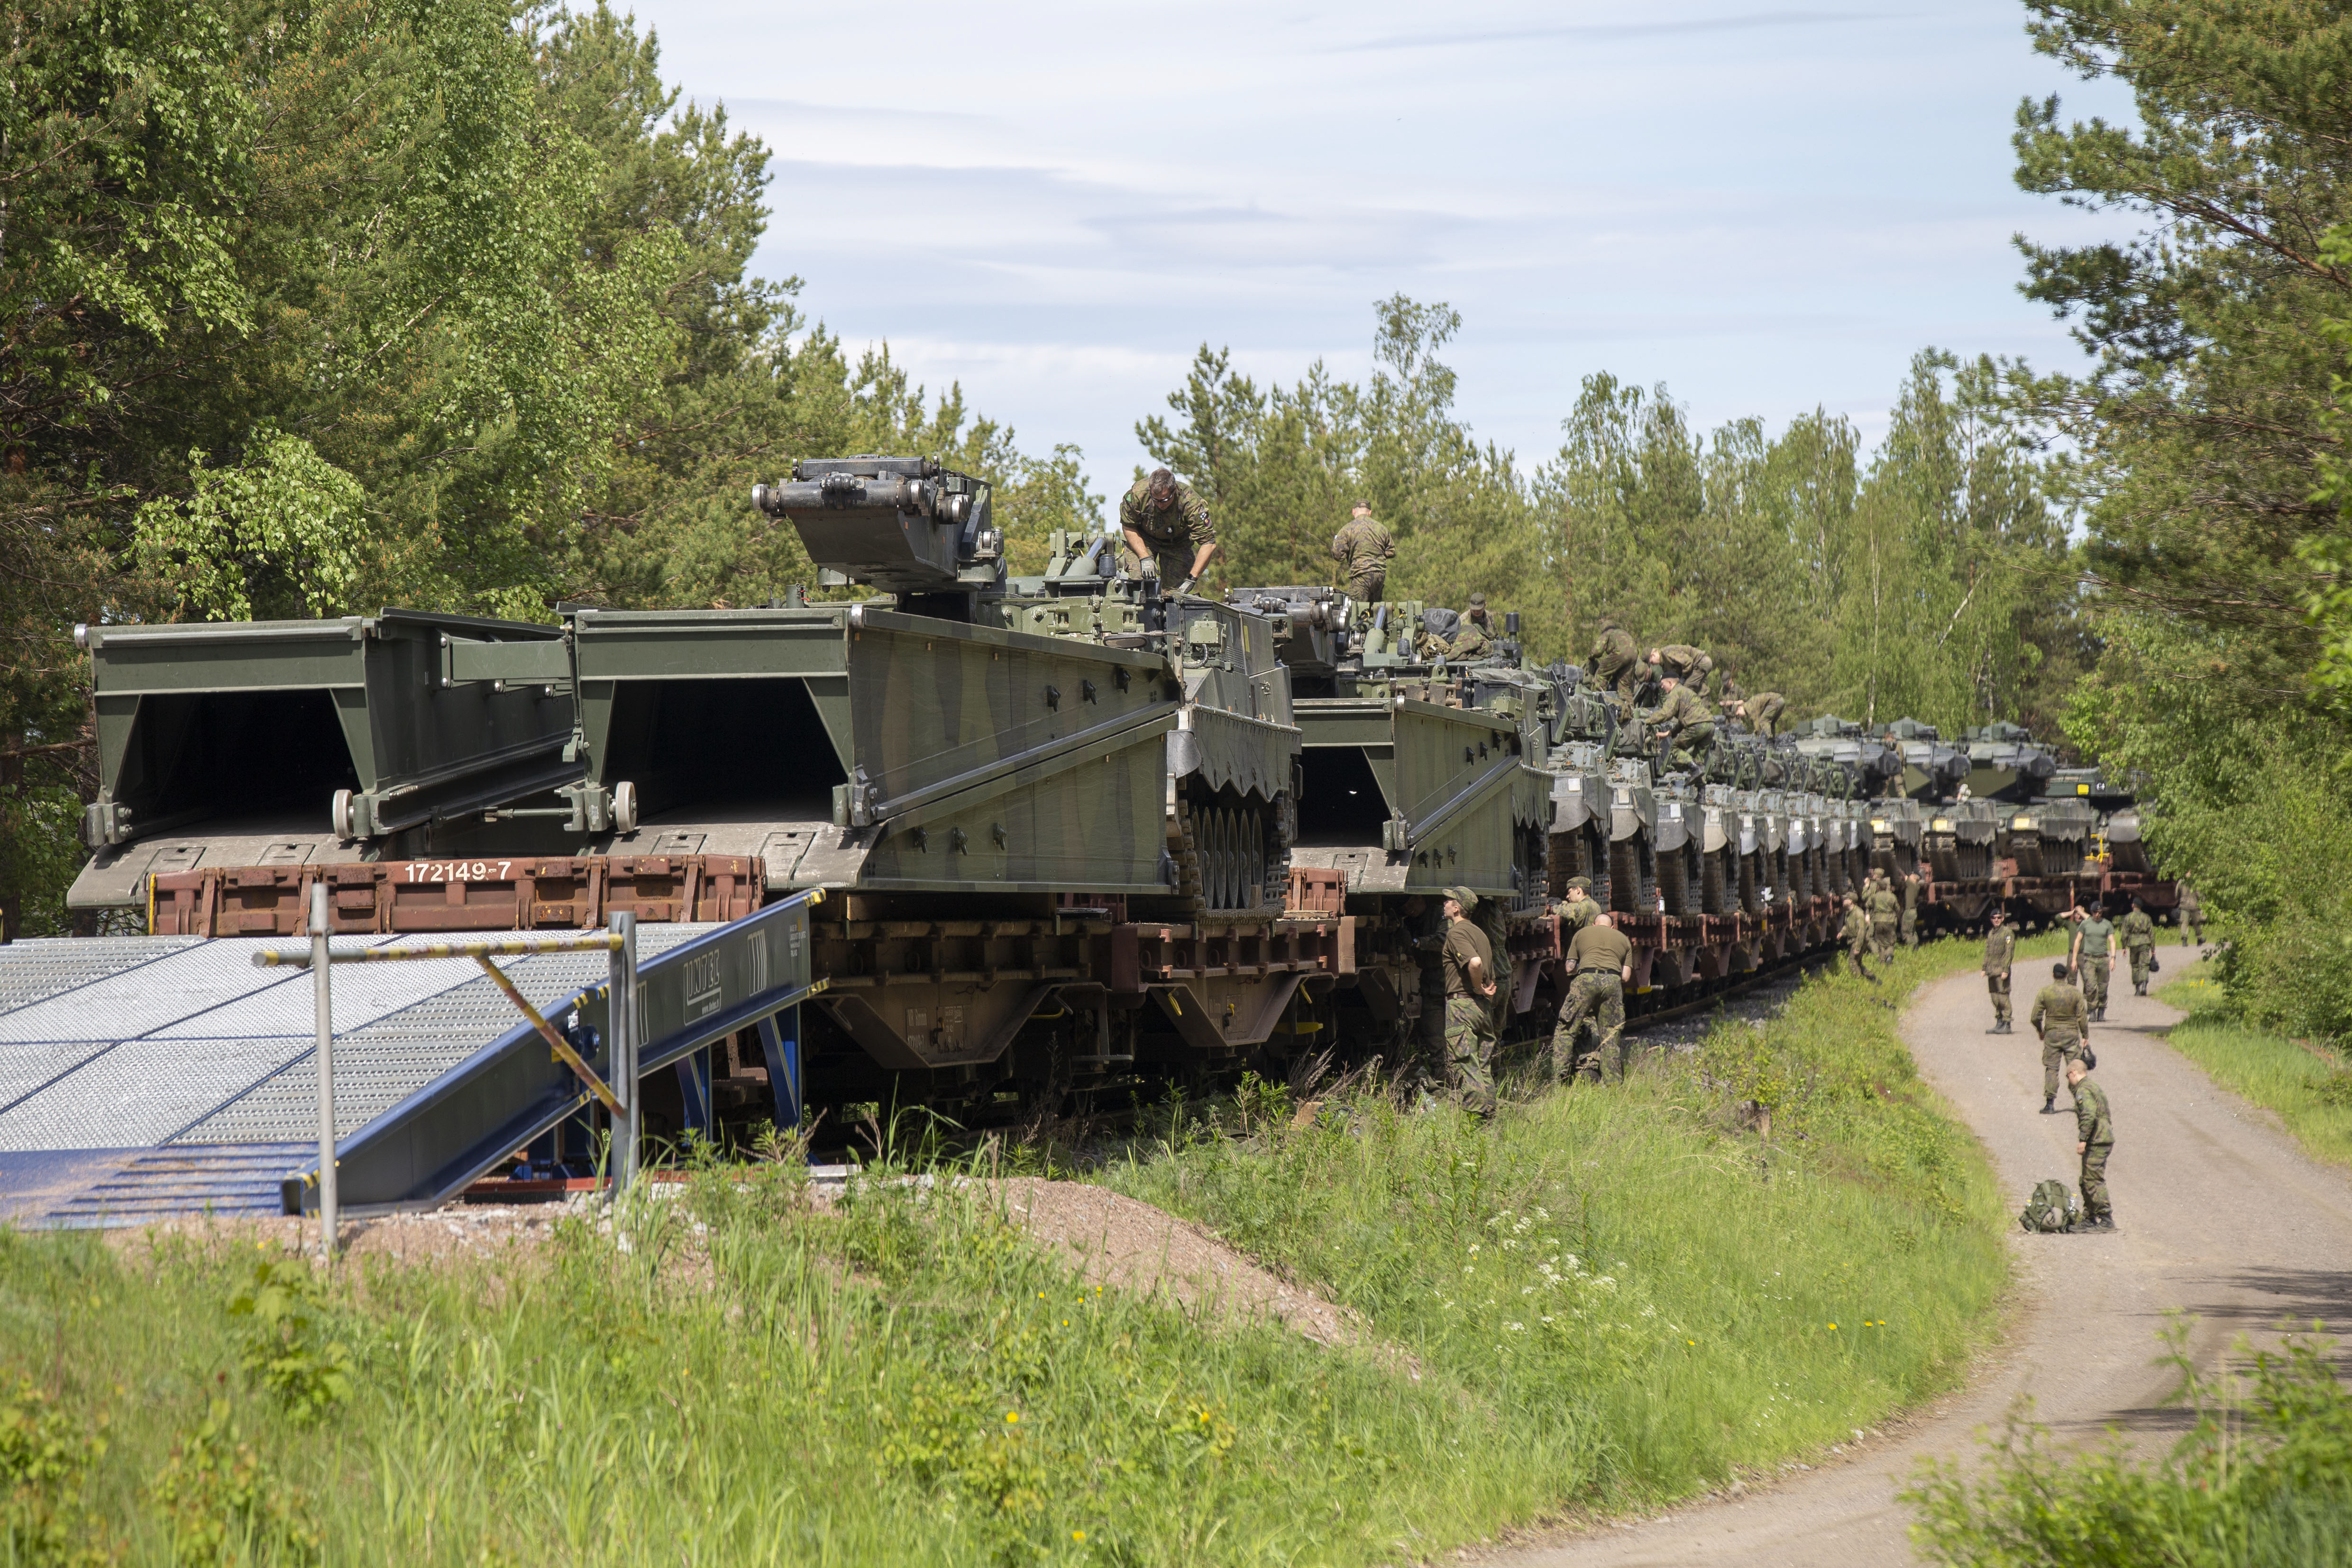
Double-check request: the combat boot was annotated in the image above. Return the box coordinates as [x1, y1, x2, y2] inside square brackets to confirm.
[1994, 1021, 2011, 1034]
[2040, 1098, 2059, 1114]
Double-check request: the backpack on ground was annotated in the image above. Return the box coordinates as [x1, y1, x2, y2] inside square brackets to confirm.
[2019, 1178, 2080, 1234]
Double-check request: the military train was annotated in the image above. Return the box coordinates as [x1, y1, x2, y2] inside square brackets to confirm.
[63, 456, 2171, 1137]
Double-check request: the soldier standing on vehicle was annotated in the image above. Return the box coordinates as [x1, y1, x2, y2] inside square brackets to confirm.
[1330, 501, 1394, 606]
[1840, 894, 1879, 983]
[2121, 899, 2158, 996]
[1641, 674, 1716, 771]
[1442, 594, 1495, 662]
[1983, 906, 2016, 1034]
[1551, 911, 1635, 1083]
[2032, 961, 2090, 1114]
[1440, 886, 1499, 1117]
[2072, 907, 2118, 1022]
[2178, 881, 2204, 947]
[1866, 877, 1901, 963]
[2066, 1058, 2115, 1230]
[1732, 692, 1786, 738]
[1119, 468, 1219, 592]
[1586, 616, 1640, 708]
[1900, 871, 1923, 949]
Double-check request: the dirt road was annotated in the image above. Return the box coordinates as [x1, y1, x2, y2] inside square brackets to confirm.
[1496, 961, 2352, 1567]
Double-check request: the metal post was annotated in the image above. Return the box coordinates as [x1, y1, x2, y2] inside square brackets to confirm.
[609, 911, 638, 1196]
[310, 881, 338, 1262]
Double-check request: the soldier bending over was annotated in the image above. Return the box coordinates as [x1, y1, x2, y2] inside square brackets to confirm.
[2068, 1058, 2115, 1230]
[1120, 468, 1219, 592]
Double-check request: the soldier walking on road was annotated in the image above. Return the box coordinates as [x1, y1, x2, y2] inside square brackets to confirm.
[1840, 894, 1879, 983]
[1983, 906, 2016, 1034]
[1866, 877, 1901, 963]
[2179, 881, 2205, 948]
[1551, 911, 1634, 1083]
[1119, 468, 1219, 592]
[2121, 899, 2158, 996]
[1439, 887, 1499, 1117]
[1587, 616, 1641, 708]
[1330, 501, 1394, 608]
[2072, 907, 2118, 1022]
[2067, 1059, 2115, 1230]
[2032, 961, 2090, 1115]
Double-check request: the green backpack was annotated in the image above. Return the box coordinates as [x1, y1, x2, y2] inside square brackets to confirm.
[2019, 1178, 2079, 1234]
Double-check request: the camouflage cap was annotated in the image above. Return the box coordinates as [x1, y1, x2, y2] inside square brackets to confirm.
[1443, 885, 1479, 910]
[1467, 591, 1487, 607]
[1565, 875, 1592, 893]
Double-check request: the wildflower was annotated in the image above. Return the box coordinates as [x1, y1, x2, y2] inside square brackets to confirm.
[1006, 1411, 1021, 1423]
[1828, 1323, 1837, 1330]
[1073, 1531, 1086, 1542]
[1687, 1339, 1696, 1346]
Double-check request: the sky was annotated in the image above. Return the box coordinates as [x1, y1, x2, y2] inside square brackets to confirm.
[626, 1, 2139, 507]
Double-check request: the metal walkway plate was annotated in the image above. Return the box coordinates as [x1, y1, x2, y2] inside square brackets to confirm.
[0, 930, 704, 1157]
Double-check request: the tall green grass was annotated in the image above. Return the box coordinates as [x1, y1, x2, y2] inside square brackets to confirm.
[0, 938, 2027, 1565]
[2159, 962, 2352, 1172]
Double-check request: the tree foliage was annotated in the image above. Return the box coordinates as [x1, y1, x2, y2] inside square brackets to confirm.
[0, 0, 1095, 935]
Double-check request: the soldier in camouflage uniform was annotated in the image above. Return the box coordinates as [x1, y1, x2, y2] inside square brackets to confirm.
[1551, 910, 1634, 1083]
[2071, 908, 2117, 1021]
[1840, 895, 1878, 982]
[1865, 877, 1901, 962]
[1641, 674, 1715, 771]
[1899, 871, 1922, 949]
[1587, 616, 1640, 707]
[2067, 1058, 2115, 1229]
[1648, 644, 1715, 699]
[1732, 691, 1785, 738]
[1439, 886, 1499, 1117]
[1556, 875, 1601, 937]
[2178, 881, 2204, 947]
[1118, 468, 1219, 590]
[1330, 502, 1395, 606]
[2121, 899, 2158, 996]
[2031, 961, 2090, 1113]
[1441, 594, 1494, 662]
[1982, 906, 2016, 1034]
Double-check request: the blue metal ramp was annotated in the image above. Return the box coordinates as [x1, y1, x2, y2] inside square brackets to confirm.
[0, 890, 819, 1224]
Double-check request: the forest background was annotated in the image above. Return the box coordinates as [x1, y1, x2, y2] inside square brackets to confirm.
[3, 0, 2348, 1043]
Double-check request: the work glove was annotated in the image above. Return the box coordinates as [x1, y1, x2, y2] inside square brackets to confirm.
[1173, 577, 1197, 596]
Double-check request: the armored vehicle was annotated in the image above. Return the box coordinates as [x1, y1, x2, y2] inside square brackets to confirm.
[1879, 717, 1970, 802]
[1957, 721, 2058, 803]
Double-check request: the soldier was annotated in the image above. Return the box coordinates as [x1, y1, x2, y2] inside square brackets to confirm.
[2178, 880, 2204, 947]
[1732, 691, 1786, 738]
[1551, 910, 1634, 1083]
[1557, 875, 1601, 937]
[1118, 468, 1218, 591]
[2031, 961, 2090, 1114]
[1439, 886, 1499, 1117]
[1586, 615, 1640, 707]
[1866, 876, 1901, 963]
[2121, 898, 2158, 996]
[1329, 501, 1394, 606]
[2066, 1058, 2115, 1230]
[1983, 906, 2016, 1034]
[1441, 594, 1494, 662]
[1900, 871, 1922, 949]
[1648, 644, 1715, 699]
[1641, 674, 1716, 772]
[2072, 906, 2117, 1022]
[1840, 894, 1879, 983]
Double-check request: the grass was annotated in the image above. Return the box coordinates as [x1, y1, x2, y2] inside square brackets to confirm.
[0, 937, 2031, 1566]
[2159, 961, 2352, 1172]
